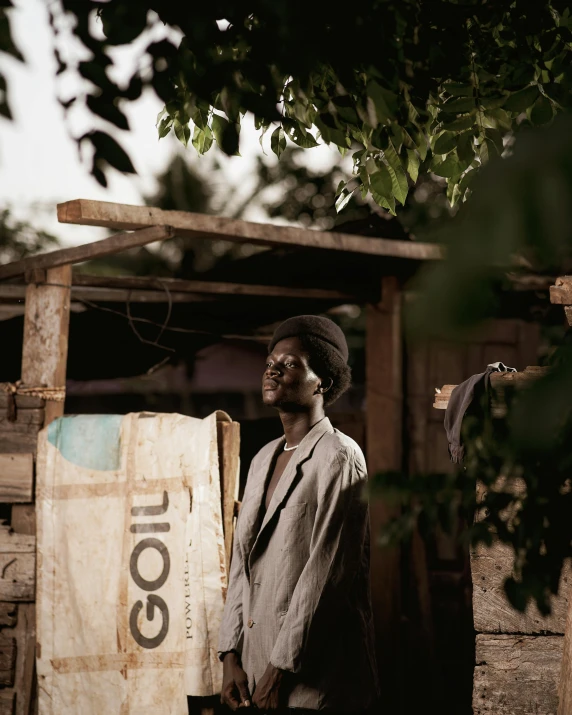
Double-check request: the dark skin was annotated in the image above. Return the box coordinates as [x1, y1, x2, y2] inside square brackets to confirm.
[221, 336, 332, 712]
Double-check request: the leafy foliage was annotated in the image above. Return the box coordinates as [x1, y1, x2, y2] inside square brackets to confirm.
[5, 1, 570, 210]
[373, 114, 572, 614]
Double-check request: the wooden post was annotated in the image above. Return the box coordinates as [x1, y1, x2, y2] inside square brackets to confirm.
[11, 264, 71, 715]
[216, 420, 241, 573]
[366, 275, 403, 710]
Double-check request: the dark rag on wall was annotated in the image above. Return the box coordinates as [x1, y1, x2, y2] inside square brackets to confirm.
[444, 362, 516, 463]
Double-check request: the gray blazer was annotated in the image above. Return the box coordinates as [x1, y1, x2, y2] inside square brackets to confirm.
[218, 417, 379, 710]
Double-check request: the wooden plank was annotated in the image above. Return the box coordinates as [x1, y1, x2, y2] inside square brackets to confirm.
[550, 276, 572, 304]
[57, 199, 443, 261]
[0, 396, 44, 410]
[0, 433, 39, 455]
[0, 411, 43, 428]
[217, 419, 240, 573]
[0, 226, 173, 281]
[0, 603, 17, 628]
[366, 276, 403, 710]
[0, 455, 33, 503]
[12, 603, 35, 715]
[433, 366, 550, 409]
[473, 634, 562, 714]
[0, 410, 44, 427]
[472, 541, 570, 634]
[0, 282, 214, 304]
[0, 635, 16, 686]
[558, 585, 572, 714]
[0, 527, 35, 601]
[0, 692, 15, 715]
[0, 281, 363, 304]
[72, 273, 365, 301]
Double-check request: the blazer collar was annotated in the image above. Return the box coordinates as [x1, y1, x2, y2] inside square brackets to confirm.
[247, 416, 333, 566]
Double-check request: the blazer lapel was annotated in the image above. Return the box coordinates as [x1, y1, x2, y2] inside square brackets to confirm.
[249, 417, 333, 566]
[240, 437, 284, 576]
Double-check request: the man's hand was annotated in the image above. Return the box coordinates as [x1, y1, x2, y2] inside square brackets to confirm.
[221, 652, 251, 711]
[252, 662, 287, 711]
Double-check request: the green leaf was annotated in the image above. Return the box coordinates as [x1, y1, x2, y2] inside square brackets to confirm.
[335, 188, 355, 213]
[406, 149, 420, 182]
[192, 124, 213, 154]
[335, 180, 347, 198]
[258, 124, 270, 155]
[372, 191, 396, 215]
[479, 95, 507, 111]
[270, 126, 287, 158]
[528, 95, 554, 126]
[212, 113, 241, 155]
[370, 162, 393, 198]
[191, 105, 209, 130]
[284, 121, 318, 148]
[442, 82, 474, 97]
[220, 120, 241, 156]
[504, 85, 540, 112]
[433, 131, 457, 155]
[174, 118, 190, 148]
[440, 97, 476, 113]
[456, 133, 475, 166]
[485, 128, 503, 154]
[157, 114, 173, 139]
[382, 141, 409, 205]
[431, 152, 461, 178]
[366, 80, 398, 124]
[315, 116, 350, 148]
[439, 115, 476, 132]
[211, 114, 229, 147]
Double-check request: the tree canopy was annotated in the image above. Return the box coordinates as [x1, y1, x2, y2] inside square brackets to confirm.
[2, 1, 572, 212]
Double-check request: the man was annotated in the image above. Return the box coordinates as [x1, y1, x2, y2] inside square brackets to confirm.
[218, 315, 379, 713]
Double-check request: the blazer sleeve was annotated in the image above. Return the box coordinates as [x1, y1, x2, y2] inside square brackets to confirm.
[217, 464, 250, 658]
[269, 447, 368, 673]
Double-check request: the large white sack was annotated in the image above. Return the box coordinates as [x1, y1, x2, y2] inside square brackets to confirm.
[36, 411, 229, 714]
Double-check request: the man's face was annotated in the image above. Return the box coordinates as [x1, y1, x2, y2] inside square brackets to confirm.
[262, 337, 322, 410]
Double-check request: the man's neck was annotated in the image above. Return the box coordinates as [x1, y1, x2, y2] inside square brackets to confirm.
[278, 406, 325, 449]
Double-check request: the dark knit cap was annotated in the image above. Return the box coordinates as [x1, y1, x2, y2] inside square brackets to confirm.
[269, 315, 349, 363]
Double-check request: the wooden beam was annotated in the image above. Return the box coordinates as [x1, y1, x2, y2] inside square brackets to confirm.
[57, 199, 443, 261]
[0, 276, 366, 304]
[0, 276, 371, 304]
[72, 273, 366, 302]
[20, 265, 71, 427]
[0, 455, 33, 503]
[366, 275, 403, 711]
[0, 226, 173, 281]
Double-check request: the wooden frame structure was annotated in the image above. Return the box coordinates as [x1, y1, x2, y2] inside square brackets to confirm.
[433, 277, 571, 715]
[0, 200, 441, 713]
